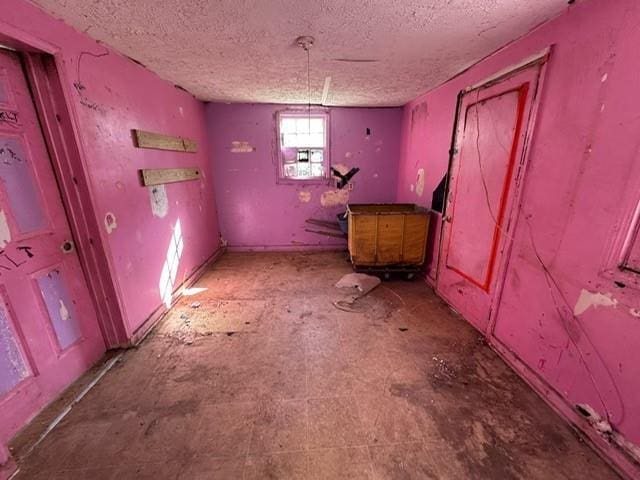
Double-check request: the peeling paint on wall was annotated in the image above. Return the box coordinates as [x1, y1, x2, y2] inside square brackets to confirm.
[629, 308, 640, 318]
[0, 210, 10, 247]
[320, 189, 349, 207]
[230, 141, 255, 153]
[149, 184, 169, 218]
[416, 168, 425, 197]
[58, 299, 70, 322]
[577, 403, 640, 464]
[298, 191, 311, 203]
[573, 289, 618, 316]
[104, 212, 117, 234]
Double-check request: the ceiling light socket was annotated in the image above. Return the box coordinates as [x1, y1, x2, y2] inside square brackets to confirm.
[296, 36, 315, 51]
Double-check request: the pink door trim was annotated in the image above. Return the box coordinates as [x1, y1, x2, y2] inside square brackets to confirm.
[0, 22, 129, 348]
[436, 51, 550, 334]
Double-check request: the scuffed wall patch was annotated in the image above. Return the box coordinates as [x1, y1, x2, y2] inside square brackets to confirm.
[410, 102, 429, 130]
[573, 289, 618, 316]
[149, 184, 169, 218]
[416, 168, 425, 197]
[0, 210, 10, 247]
[230, 141, 255, 153]
[104, 212, 117, 234]
[298, 191, 311, 203]
[321, 189, 349, 207]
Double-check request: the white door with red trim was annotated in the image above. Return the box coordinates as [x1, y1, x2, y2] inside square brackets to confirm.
[437, 63, 544, 333]
[0, 49, 105, 458]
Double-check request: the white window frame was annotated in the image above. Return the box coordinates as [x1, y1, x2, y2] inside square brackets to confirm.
[276, 109, 330, 184]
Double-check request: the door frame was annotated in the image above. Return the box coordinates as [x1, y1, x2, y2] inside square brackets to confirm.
[0, 22, 128, 347]
[434, 47, 638, 479]
[435, 47, 551, 337]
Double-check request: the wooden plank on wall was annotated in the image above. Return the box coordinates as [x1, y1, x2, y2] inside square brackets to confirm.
[132, 129, 197, 153]
[139, 168, 201, 186]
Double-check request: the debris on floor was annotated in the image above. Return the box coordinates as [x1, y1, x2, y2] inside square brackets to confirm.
[190, 301, 201, 308]
[8, 252, 621, 480]
[433, 355, 457, 381]
[333, 272, 382, 312]
[335, 272, 382, 294]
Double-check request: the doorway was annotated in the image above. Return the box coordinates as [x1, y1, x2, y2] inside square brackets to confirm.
[436, 57, 547, 333]
[0, 48, 105, 460]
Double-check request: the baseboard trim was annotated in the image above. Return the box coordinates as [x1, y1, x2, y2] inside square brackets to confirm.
[126, 247, 226, 347]
[488, 337, 638, 480]
[227, 244, 347, 253]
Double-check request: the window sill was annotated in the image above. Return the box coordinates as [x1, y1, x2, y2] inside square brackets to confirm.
[276, 177, 332, 186]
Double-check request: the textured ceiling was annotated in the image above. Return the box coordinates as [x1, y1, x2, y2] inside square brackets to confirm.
[30, 0, 567, 106]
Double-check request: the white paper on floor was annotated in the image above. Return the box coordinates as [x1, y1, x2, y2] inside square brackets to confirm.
[335, 273, 381, 295]
[333, 273, 381, 312]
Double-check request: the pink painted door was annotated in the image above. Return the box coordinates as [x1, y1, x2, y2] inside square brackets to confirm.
[0, 49, 105, 459]
[437, 64, 543, 332]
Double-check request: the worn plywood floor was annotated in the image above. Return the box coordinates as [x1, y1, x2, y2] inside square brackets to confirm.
[11, 252, 619, 479]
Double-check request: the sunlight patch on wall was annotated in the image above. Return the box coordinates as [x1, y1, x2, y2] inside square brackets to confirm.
[159, 220, 184, 308]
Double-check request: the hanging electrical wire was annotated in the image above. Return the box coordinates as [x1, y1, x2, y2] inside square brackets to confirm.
[307, 44, 311, 134]
[296, 35, 315, 141]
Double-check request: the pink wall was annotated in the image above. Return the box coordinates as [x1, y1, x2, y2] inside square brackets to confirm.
[0, 2, 221, 337]
[207, 103, 401, 250]
[396, 0, 640, 475]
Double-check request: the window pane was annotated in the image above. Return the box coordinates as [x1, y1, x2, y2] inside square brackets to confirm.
[0, 136, 48, 234]
[310, 150, 323, 163]
[283, 163, 297, 177]
[282, 148, 297, 163]
[296, 133, 310, 147]
[311, 163, 324, 177]
[297, 149, 310, 162]
[309, 118, 324, 134]
[282, 133, 297, 148]
[309, 133, 324, 148]
[281, 117, 296, 134]
[294, 118, 308, 134]
[297, 163, 311, 177]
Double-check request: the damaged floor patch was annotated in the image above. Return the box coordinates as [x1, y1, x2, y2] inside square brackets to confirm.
[573, 289, 618, 316]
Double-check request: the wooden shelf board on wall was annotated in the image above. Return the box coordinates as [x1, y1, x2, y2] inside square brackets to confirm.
[132, 129, 197, 153]
[139, 168, 201, 186]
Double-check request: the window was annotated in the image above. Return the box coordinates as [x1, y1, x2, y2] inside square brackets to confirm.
[277, 110, 329, 181]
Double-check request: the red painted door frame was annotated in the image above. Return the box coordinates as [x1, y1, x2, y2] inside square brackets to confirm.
[0, 24, 128, 348]
[436, 51, 549, 334]
[444, 84, 529, 293]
